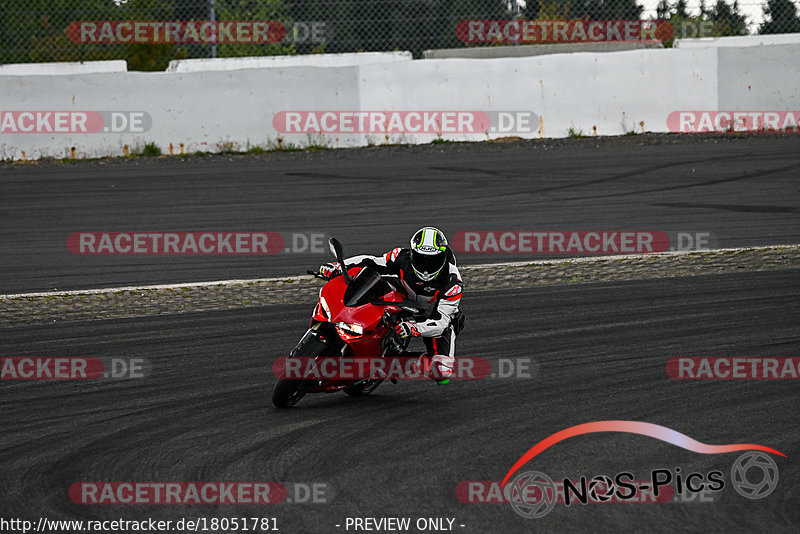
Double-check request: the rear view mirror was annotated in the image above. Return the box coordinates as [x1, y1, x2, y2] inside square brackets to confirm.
[329, 237, 352, 284]
[329, 238, 343, 260]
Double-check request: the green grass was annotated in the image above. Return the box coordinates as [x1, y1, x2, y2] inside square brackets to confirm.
[567, 127, 585, 138]
[134, 142, 161, 157]
[304, 144, 327, 152]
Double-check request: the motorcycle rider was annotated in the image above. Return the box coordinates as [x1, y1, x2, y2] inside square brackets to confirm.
[318, 227, 464, 385]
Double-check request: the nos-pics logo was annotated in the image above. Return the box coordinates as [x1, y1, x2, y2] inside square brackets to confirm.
[501, 421, 784, 519]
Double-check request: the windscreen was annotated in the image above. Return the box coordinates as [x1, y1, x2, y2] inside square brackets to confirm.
[343, 267, 393, 307]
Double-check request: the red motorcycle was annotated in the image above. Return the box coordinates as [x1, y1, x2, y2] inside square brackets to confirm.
[271, 238, 427, 408]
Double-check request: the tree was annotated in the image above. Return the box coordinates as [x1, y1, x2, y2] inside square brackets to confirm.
[534, 0, 572, 20]
[709, 0, 747, 36]
[291, 0, 511, 56]
[571, 0, 644, 19]
[215, 0, 296, 57]
[285, 0, 356, 54]
[2, 0, 192, 70]
[653, 0, 751, 45]
[523, 0, 541, 19]
[759, 0, 800, 33]
[656, 0, 671, 18]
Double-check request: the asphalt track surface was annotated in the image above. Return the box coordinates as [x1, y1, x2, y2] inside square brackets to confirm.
[1, 136, 799, 533]
[1, 272, 799, 532]
[1, 134, 799, 293]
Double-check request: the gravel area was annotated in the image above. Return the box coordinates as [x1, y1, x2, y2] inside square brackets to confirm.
[1, 246, 797, 326]
[3, 132, 798, 170]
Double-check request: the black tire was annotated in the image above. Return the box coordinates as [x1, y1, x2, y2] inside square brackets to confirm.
[272, 379, 309, 408]
[343, 378, 384, 397]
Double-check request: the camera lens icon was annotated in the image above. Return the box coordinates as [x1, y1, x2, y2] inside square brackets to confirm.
[731, 451, 779, 500]
[507, 471, 557, 519]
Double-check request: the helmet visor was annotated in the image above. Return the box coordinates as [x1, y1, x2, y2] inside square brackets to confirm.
[411, 250, 446, 276]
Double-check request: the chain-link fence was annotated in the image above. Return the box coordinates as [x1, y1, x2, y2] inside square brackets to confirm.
[1, 0, 799, 69]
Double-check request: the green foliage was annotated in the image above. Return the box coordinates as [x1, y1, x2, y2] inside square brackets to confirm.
[134, 142, 162, 157]
[1, 0, 176, 67]
[536, 0, 573, 20]
[522, 0, 644, 26]
[0, 0, 294, 69]
[656, 0, 671, 19]
[656, 0, 749, 46]
[569, 0, 644, 20]
[214, 0, 297, 56]
[673, 0, 690, 18]
[287, 0, 510, 56]
[708, 0, 747, 36]
[567, 127, 585, 138]
[127, 43, 188, 71]
[760, 0, 800, 33]
[4, 0, 800, 66]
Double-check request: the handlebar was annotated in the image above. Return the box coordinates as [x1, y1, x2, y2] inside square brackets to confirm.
[380, 310, 412, 351]
[308, 269, 342, 281]
[307, 269, 329, 281]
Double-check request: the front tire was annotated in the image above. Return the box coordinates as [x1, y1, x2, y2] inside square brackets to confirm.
[272, 379, 309, 408]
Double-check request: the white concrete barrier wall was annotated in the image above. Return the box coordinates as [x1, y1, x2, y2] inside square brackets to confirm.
[0, 68, 360, 160]
[675, 32, 800, 48]
[0, 44, 797, 160]
[717, 44, 800, 109]
[0, 60, 127, 76]
[166, 51, 413, 72]
[358, 48, 717, 143]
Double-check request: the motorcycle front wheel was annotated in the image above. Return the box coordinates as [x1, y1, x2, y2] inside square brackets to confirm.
[271, 379, 310, 408]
